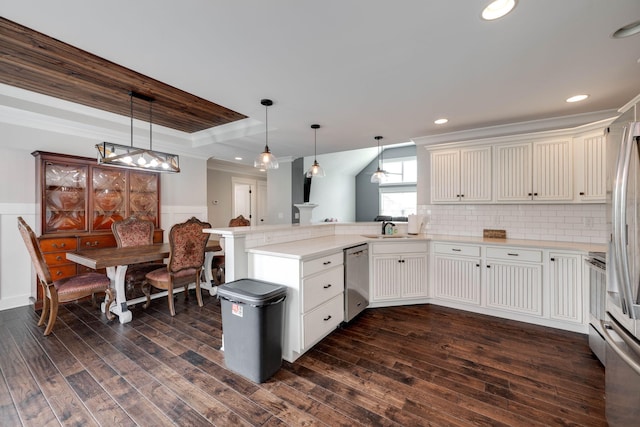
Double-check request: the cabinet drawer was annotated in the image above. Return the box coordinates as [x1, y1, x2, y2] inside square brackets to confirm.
[49, 264, 77, 280]
[43, 252, 75, 266]
[39, 237, 77, 252]
[302, 267, 344, 312]
[433, 243, 480, 257]
[302, 252, 343, 277]
[486, 247, 542, 263]
[302, 294, 344, 349]
[372, 241, 428, 255]
[79, 234, 116, 249]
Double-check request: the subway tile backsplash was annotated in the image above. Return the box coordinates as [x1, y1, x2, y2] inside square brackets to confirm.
[419, 203, 608, 244]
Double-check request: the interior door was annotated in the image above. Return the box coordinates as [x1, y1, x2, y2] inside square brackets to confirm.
[232, 178, 255, 224]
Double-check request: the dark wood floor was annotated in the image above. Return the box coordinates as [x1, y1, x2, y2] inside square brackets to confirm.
[0, 292, 606, 426]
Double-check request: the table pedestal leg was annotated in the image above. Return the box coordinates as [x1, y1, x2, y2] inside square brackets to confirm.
[202, 252, 219, 296]
[100, 265, 133, 324]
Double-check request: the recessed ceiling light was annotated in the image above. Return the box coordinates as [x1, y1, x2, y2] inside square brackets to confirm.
[434, 118, 449, 125]
[234, 156, 243, 161]
[566, 94, 589, 103]
[612, 20, 640, 39]
[481, 0, 517, 21]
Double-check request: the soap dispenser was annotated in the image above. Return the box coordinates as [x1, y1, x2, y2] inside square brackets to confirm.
[384, 222, 395, 236]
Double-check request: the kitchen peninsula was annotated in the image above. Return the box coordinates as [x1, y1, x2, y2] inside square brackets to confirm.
[205, 222, 605, 362]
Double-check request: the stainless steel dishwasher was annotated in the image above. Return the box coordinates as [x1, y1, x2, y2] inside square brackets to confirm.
[344, 244, 369, 322]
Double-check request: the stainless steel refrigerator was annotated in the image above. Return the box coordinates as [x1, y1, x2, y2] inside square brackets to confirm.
[606, 94, 640, 427]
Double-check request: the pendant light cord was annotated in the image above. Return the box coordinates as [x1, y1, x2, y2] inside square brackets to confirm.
[264, 102, 269, 151]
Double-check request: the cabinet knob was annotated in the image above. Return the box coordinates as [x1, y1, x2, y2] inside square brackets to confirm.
[323, 284, 332, 289]
[323, 315, 332, 322]
[86, 241, 100, 247]
[56, 256, 63, 261]
[476, 264, 480, 267]
[550, 257, 555, 262]
[487, 265, 491, 268]
[460, 194, 464, 198]
[579, 192, 585, 196]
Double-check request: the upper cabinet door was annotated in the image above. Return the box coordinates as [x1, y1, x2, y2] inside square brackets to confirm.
[92, 167, 126, 231]
[496, 142, 533, 202]
[430, 150, 460, 203]
[532, 139, 572, 201]
[575, 133, 606, 202]
[43, 161, 88, 233]
[460, 147, 492, 202]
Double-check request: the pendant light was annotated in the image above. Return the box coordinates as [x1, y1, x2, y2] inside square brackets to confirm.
[97, 91, 180, 173]
[254, 99, 279, 170]
[306, 124, 325, 178]
[370, 135, 387, 183]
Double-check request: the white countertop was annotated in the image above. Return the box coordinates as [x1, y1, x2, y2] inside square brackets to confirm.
[246, 233, 606, 260]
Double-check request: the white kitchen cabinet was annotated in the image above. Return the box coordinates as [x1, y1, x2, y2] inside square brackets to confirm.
[496, 139, 572, 202]
[430, 146, 492, 203]
[432, 243, 482, 306]
[548, 252, 583, 324]
[249, 250, 344, 362]
[574, 132, 606, 202]
[485, 246, 543, 316]
[370, 241, 428, 302]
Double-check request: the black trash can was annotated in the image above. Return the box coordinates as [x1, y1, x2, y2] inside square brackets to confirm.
[217, 279, 287, 382]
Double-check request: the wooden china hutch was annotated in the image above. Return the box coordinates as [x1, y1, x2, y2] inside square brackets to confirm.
[32, 151, 163, 308]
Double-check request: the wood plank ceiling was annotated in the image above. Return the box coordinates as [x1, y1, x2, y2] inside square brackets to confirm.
[0, 18, 247, 133]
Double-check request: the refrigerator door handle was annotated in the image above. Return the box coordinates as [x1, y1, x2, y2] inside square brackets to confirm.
[601, 319, 640, 376]
[612, 124, 637, 318]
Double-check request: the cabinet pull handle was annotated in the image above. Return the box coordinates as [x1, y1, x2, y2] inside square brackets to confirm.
[323, 261, 332, 265]
[507, 253, 519, 256]
[579, 192, 585, 196]
[528, 193, 533, 196]
[55, 270, 63, 276]
[487, 265, 491, 268]
[460, 194, 464, 198]
[452, 248, 461, 252]
[52, 242, 66, 249]
[323, 315, 332, 321]
[476, 264, 480, 267]
[323, 284, 332, 289]
[86, 241, 99, 247]
[550, 257, 555, 261]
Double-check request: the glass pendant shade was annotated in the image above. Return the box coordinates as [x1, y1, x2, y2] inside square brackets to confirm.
[305, 124, 325, 178]
[254, 146, 279, 169]
[255, 98, 279, 170]
[97, 91, 180, 173]
[370, 135, 386, 183]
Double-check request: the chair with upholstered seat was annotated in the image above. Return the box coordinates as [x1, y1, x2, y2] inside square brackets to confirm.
[111, 216, 165, 304]
[144, 217, 211, 316]
[18, 216, 114, 335]
[210, 215, 251, 285]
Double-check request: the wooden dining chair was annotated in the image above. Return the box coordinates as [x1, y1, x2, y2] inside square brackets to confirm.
[210, 215, 251, 285]
[111, 216, 165, 304]
[17, 217, 114, 335]
[144, 217, 211, 316]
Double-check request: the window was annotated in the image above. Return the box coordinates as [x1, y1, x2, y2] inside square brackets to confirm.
[379, 186, 416, 217]
[378, 157, 417, 217]
[381, 158, 417, 184]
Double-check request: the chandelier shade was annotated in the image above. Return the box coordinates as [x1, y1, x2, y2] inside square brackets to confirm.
[254, 98, 279, 170]
[96, 91, 180, 173]
[370, 135, 387, 183]
[306, 124, 325, 178]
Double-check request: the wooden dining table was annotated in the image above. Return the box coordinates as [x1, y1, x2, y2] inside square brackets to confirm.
[66, 241, 222, 323]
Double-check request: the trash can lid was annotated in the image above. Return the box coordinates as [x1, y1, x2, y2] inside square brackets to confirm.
[217, 279, 287, 305]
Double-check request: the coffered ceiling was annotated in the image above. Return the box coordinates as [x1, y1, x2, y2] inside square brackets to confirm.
[0, 18, 246, 133]
[0, 1, 639, 166]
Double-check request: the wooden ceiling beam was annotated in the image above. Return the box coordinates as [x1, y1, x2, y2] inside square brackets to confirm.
[0, 18, 246, 133]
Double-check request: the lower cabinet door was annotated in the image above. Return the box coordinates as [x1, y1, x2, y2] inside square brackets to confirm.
[434, 255, 481, 305]
[486, 262, 543, 316]
[302, 294, 344, 349]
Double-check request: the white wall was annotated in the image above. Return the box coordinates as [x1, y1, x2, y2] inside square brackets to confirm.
[305, 158, 356, 222]
[267, 159, 293, 224]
